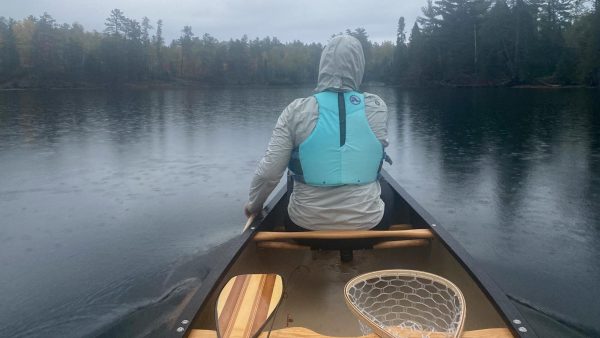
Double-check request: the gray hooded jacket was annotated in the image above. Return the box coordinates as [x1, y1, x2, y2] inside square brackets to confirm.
[246, 35, 388, 230]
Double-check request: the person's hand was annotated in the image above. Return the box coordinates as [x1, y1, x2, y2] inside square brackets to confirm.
[243, 203, 254, 218]
[242, 203, 257, 233]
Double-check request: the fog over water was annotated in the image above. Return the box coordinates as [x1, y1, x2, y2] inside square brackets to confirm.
[0, 87, 598, 337]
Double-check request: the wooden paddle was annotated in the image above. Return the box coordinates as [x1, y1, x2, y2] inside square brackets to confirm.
[216, 274, 284, 338]
[242, 214, 256, 234]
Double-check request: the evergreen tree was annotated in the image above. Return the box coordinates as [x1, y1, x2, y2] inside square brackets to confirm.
[100, 9, 129, 83]
[434, 0, 491, 79]
[392, 17, 408, 82]
[397, 17, 407, 46]
[179, 25, 194, 77]
[533, 0, 575, 76]
[0, 18, 21, 80]
[154, 19, 165, 78]
[480, 0, 514, 80]
[345, 28, 373, 80]
[512, 0, 537, 82]
[31, 13, 62, 79]
[566, 0, 600, 85]
[227, 35, 250, 84]
[141, 17, 152, 46]
[418, 0, 441, 34]
[408, 22, 425, 82]
[104, 9, 126, 37]
[416, 0, 444, 80]
[63, 23, 85, 82]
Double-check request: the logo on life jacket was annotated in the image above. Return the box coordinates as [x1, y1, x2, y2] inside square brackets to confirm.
[349, 95, 361, 105]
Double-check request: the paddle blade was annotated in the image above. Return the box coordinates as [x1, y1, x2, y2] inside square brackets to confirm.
[216, 274, 283, 338]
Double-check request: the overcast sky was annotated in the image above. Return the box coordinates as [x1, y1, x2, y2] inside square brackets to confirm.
[3, 0, 425, 44]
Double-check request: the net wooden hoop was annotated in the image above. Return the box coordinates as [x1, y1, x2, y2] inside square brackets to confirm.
[344, 270, 466, 338]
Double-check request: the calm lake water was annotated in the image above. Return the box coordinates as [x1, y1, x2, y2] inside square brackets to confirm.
[0, 87, 598, 337]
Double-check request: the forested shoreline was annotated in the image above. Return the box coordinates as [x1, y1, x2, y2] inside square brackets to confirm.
[1, 0, 599, 89]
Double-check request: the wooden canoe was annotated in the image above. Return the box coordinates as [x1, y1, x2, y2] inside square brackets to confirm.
[170, 170, 538, 338]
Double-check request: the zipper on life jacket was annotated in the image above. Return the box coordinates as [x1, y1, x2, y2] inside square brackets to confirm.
[338, 92, 346, 147]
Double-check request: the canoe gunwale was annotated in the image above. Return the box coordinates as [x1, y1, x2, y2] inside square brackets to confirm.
[175, 186, 287, 337]
[379, 170, 537, 338]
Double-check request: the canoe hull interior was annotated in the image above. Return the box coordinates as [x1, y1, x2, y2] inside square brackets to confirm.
[187, 176, 520, 337]
[193, 239, 507, 336]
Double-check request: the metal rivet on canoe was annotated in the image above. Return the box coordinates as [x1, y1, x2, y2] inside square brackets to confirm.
[176, 327, 185, 333]
[518, 327, 528, 333]
[181, 319, 189, 325]
[513, 319, 522, 324]
[431, 224, 437, 227]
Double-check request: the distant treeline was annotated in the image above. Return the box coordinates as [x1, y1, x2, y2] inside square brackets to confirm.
[0, 0, 599, 88]
[397, 0, 600, 86]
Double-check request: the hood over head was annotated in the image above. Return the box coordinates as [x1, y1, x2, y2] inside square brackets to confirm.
[315, 35, 365, 93]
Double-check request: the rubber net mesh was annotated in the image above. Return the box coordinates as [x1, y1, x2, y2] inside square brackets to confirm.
[346, 273, 464, 338]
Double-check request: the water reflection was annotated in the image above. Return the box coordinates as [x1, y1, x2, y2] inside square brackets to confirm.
[382, 87, 600, 336]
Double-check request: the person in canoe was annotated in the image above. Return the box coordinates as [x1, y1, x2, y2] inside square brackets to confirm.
[244, 35, 392, 244]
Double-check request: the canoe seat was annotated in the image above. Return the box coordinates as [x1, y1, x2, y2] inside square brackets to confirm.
[189, 327, 514, 338]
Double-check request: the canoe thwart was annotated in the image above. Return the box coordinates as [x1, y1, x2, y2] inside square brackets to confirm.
[256, 239, 429, 250]
[253, 229, 434, 242]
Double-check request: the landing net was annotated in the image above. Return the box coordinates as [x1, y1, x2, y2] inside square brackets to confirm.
[344, 270, 466, 338]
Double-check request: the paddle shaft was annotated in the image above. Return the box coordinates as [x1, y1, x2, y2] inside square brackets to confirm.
[242, 214, 256, 233]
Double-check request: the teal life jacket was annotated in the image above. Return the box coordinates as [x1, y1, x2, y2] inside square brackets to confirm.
[288, 91, 384, 186]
